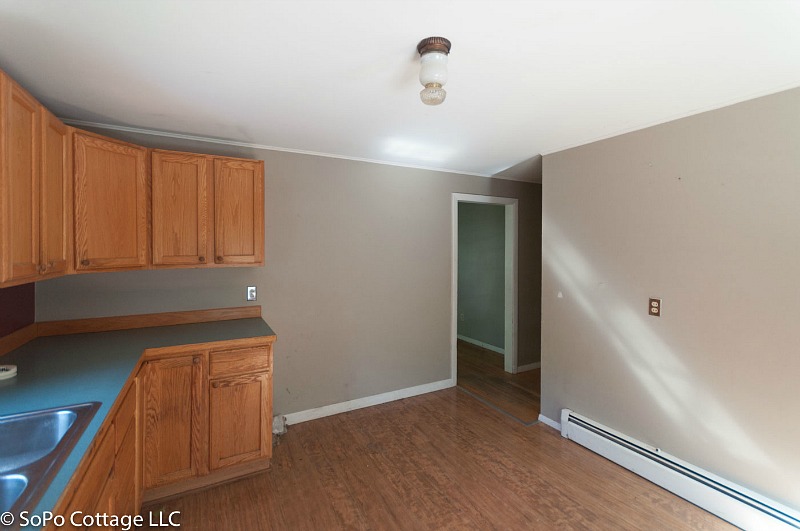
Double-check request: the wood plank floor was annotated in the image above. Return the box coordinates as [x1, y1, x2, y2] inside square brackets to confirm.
[142, 389, 734, 530]
[456, 339, 540, 423]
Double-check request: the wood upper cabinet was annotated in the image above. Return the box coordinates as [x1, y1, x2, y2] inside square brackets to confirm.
[73, 131, 148, 271]
[209, 346, 272, 470]
[2, 69, 266, 285]
[214, 157, 264, 265]
[152, 150, 211, 266]
[39, 109, 71, 277]
[142, 353, 208, 489]
[152, 152, 265, 269]
[0, 73, 40, 284]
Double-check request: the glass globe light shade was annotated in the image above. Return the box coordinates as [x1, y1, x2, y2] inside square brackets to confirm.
[419, 52, 448, 105]
[419, 52, 448, 86]
[420, 84, 446, 105]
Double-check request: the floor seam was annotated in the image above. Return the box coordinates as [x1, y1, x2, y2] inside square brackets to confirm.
[456, 386, 540, 427]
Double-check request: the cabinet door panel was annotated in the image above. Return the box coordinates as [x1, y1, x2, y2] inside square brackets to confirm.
[214, 158, 263, 265]
[152, 150, 210, 266]
[209, 372, 271, 470]
[60, 426, 115, 531]
[1, 76, 40, 283]
[40, 110, 70, 276]
[143, 354, 207, 488]
[74, 132, 147, 270]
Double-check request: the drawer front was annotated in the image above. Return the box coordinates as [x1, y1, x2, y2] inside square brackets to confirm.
[209, 346, 270, 378]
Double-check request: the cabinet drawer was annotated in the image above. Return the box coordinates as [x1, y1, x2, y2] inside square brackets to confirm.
[209, 346, 270, 378]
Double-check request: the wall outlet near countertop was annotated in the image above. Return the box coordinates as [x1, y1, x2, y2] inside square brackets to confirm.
[247, 286, 257, 302]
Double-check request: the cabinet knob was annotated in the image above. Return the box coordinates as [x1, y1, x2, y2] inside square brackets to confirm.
[216, 256, 223, 263]
[80, 259, 90, 266]
[211, 381, 220, 389]
[38, 264, 47, 274]
[198, 256, 205, 263]
[193, 356, 201, 364]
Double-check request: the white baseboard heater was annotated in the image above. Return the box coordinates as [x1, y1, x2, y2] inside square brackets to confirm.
[560, 409, 800, 531]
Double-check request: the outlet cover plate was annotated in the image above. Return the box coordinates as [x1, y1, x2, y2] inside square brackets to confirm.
[649, 297, 661, 317]
[247, 286, 257, 302]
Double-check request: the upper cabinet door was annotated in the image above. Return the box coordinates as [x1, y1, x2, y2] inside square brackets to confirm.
[213, 158, 264, 265]
[39, 110, 71, 277]
[0, 75, 40, 284]
[152, 150, 210, 267]
[73, 132, 148, 271]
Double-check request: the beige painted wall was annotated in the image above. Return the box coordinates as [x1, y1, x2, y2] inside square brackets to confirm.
[36, 129, 542, 418]
[542, 87, 800, 509]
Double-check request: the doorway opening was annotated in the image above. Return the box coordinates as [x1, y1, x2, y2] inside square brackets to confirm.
[451, 193, 539, 424]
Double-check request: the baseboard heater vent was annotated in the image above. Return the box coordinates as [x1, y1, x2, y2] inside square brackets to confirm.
[560, 409, 800, 531]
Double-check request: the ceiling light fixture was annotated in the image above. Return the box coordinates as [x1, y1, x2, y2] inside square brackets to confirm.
[417, 37, 451, 106]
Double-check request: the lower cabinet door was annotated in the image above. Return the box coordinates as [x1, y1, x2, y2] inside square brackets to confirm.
[209, 372, 271, 470]
[58, 426, 115, 531]
[142, 354, 207, 488]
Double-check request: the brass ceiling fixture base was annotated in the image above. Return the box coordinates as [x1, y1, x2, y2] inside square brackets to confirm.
[417, 37, 451, 56]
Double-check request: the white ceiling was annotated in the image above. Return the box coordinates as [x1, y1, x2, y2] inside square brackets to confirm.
[2, 1, 800, 180]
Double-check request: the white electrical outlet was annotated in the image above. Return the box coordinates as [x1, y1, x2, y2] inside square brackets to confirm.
[247, 286, 257, 301]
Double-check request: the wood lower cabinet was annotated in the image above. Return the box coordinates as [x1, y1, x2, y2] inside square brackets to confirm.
[51, 378, 140, 531]
[73, 131, 148, 271]
[208, 345, 272, 470]
[141, 340, 273, 502]
[0, 72, 40, 285]
[114, 380, 140, 517]
[57, 423, 115, 530]
[142, 353, 208, 488]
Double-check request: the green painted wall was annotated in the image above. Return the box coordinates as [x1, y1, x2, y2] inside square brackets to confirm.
[457, 202, 505, 350]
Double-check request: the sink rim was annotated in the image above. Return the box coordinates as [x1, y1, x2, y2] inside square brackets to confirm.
[0, 409, 79, 474]
[0, 401, 101, 523]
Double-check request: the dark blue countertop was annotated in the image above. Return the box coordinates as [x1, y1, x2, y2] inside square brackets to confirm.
[0, 317, 275, 526]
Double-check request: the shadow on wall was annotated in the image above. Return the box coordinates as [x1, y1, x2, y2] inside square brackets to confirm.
[543, 215, 784, 498]
[0, 284, 35, 338]
[485, 162, 543, 366]
[492, 155, 542, 184]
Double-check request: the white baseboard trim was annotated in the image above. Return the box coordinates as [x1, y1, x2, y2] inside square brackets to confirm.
[516, 362, 541, 372]
[457, 334, 505, 355]
[538, 414, 561, 431]
[282, 378, 456, 426]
